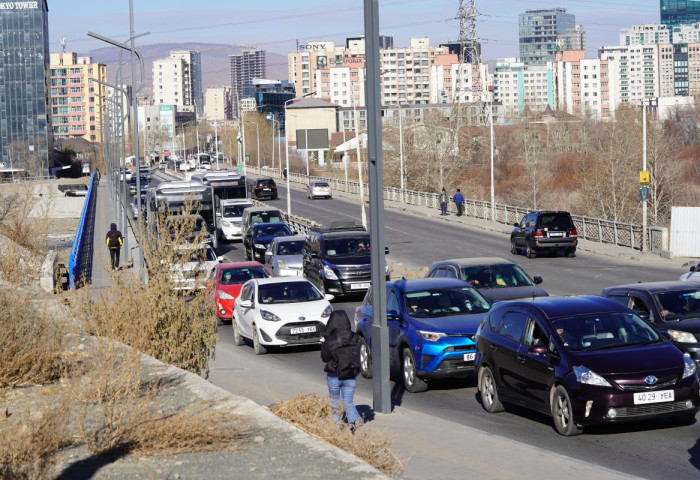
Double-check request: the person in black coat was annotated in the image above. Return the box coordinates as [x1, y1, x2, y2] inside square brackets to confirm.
[320, 310, 363, 430]
[105, 222, 123, 271]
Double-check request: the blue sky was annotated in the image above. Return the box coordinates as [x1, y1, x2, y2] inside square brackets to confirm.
[50, 0, 659, 59]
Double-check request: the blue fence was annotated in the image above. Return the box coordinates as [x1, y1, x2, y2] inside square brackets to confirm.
[68, 171, 98, 289]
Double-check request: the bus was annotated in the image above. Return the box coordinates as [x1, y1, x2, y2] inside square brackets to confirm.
[145, 180, 219, 249]
[190, 170, 247, 201]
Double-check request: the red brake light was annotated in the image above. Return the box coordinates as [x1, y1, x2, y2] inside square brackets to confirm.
[569, 229, 578, 237]
[534, 229, 544, 238]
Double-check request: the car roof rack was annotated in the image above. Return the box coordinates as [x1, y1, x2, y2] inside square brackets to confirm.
[318, 221, 366, 233]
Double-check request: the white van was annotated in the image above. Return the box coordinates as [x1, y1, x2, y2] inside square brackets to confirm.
[218, 199, 253, 242]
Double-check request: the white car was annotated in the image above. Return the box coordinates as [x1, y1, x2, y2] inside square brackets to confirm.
[119, 169, 132, 182]
[169, 243, 222, 291]
[681, 262, 700, 282]
[232, 277, 334, 354]
[307, 181, 332, 199]
[264, 234, 305, 277]
[218, 199, 253, 242]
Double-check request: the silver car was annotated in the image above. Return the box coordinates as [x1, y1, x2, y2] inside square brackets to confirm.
[264, 234, 306, 277]
[307, 181, 332, 199]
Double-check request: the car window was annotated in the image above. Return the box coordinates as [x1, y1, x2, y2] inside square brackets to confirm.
[258, 282, 323, 304]
[387, 290, 400, 313]
[219, 266, 269, 284]
[538, 213, 573, 230]
[523, 318, 547, 347]
[404, 287, 490, 318]
[551, 312, 661, 351]
[324, 237, 370, 257]
[223, 204, 250, 217]
[254, 224, 291, 237]
[652, 288, 700, 321]
[277, 241, 304, 255]
[462, 264, 534, 289]
[498, 312, 528, 342]
[240, 284, 253, 301]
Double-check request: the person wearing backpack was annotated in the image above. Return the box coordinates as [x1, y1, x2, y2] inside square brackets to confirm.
[320, 310, 363, 431]
[105, 222, 123, 271]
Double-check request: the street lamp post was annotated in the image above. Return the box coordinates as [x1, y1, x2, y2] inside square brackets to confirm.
[245, 120, 260, 170]
[398, 103, 404, 202]
[284, 91, 316, 216]
[353, 104, 367, 228]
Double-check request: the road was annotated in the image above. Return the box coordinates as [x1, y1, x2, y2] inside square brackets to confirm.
[146, 172, 700, 479]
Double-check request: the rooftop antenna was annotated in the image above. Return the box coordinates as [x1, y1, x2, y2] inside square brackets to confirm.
[61, 37, 66, 53]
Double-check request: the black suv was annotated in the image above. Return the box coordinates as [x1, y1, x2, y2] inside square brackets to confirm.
[303, 222, 389, 297]
[248, 177, 278, 200]
[510, 211, 577, 258]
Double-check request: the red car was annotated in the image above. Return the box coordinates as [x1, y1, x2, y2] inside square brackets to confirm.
[208, 261, 271, 324]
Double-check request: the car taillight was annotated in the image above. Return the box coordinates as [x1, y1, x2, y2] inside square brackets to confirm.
[255, 185, 262, 190]
[569, 229, 578, 237]
[534, 229, 544, 238]
[270, 185, 276, 189]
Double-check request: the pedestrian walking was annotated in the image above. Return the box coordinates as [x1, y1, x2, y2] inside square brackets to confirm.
[105, 222, 123, 271]
[453, 188, 465, 217]
[439, 188, 448, 215]
[320, 310, 363, 431]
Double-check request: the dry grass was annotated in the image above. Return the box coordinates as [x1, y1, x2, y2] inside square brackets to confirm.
[389, 261, 428, 280]
[271, 393, 403, 478]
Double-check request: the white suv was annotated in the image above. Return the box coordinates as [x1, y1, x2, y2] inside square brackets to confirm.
[169, 244, 222, 291]
[218, 199, 253, 242]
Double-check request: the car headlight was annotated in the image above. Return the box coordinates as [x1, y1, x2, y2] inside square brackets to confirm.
[254, 243, 267, 250]
[321, 304, 333, 318]
[260, 310, 281, 322]
[277, 259, 286, 269]
[221, 220, 231, 227]
[573, 366, 611, 387]
[668, 329, 697, 344]
[217, 290, 234, 300]
[417, 330, 446, 342]
[682, 355, 697, 379]
[323, 265, 338, 280]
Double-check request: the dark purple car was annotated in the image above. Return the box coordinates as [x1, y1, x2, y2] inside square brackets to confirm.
[475, 296, 698, 435]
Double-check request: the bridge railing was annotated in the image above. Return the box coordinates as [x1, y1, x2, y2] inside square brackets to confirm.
[251, 166, 667, 252]
[68, 171, 98, 289]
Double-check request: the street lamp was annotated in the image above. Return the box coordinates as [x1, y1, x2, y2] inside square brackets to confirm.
[284, 91, 316, 216]
[398, 102, 405, 202]
[245, 120, 260, 170]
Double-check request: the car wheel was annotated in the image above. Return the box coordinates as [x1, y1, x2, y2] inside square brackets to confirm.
[551, 385, 582, 436]
[566, 248, 576, 258]
[402, 347, 428, 393]
[245, 246, 252, 261]
[510, 238, 519, 255]
[232, 316, 245, 346]
[479, 366, 504, 413]
[359, 336, 372, 379]
[525, 241, 536, 259]
[252, 325, 267, 355]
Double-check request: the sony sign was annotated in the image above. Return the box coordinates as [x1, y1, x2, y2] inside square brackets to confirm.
[0, 1, 39, 9]
[298, 41, 334, 53]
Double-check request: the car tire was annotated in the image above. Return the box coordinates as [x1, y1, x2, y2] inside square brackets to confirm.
[566, 248, 576, 258]
[551, 385, 582, 436]
[359, 336, 372, 379]
[525, 241, 536, 259]
[510, 239, 519, 255]
[232, 317, 245, 346]
[402, 347, 428, 393]
[252, 325, 267, 355]
[479, 366, 505, 413]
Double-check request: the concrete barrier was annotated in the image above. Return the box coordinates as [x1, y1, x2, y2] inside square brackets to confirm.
[40, 250, 57, 293]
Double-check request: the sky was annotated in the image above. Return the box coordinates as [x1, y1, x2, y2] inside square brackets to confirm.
[49, 0, 660, 60]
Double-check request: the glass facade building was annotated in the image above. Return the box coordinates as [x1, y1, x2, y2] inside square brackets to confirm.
[0, 0, 52, 176]
[661, 0, 700, 27]
[519, 8, 576, 65]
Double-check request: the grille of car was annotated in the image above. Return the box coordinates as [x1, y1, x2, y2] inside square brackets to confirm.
[338, 266, 371, 280]
[613, 401, 691, 418]
[444, 344, 476, 352]
[275, 321, 325, 342]
[614, 376, 677, 391]
[433, 357, 474, 373]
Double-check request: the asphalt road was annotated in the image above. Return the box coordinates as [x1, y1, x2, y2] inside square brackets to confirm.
[146, 172, 700, 479]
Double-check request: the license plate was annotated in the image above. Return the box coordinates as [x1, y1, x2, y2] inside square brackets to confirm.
[350, 283, 371, 290]
[263, 188, 271, 191]
[463, 353, 476, 361]
[633, 389, 674, 405]
[548, 232, 564, 237]
[290, 326, 316, 334]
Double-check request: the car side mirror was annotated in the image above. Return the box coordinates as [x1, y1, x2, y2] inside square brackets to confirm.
[533, 276, 543, 285]
[635, 310, 651, 322]
[691, 266, 697, 272]
[265, 251, 273, 258]
[386, 309, 400, 321]
[513, 222, 520, 227]
[528, 344, 548, 356]
[217, 256, 224, 262]
[325, 294, 335, 301]
[384, 246, 390, 255]
[238, 299, 253, 309]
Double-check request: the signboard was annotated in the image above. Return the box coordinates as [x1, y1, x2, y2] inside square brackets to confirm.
[0, 2, 40, 9]
[159, 105, 175, 149]
[639, 186, 649, 202]
[639, 170, 650, 185]
[343, 57, 365, 68]
[296, 129, 330, 150]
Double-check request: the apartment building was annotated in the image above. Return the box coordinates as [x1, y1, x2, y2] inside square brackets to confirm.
[430, 53, 490, 104]
[519, 8, 581, 66]
[205, 86, 231, 122]
[153, 50, 202, 114]
[49, 52, 107, 143]
[600, 45, 660, 105]
[230, 49, 266, 116]
[493, 59, 555, 116]
[554, 50, 616, 119]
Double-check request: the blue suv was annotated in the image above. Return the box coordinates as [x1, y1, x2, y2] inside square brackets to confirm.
[353, 278, 491, 392]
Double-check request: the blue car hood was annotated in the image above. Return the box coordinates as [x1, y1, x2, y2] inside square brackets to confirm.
[409, 312, 487, 335]
[570, 342, 683, 376]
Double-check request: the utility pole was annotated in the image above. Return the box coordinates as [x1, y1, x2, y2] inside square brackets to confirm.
[398, 103, 404, 202]
[354, 105, 367, 229]
[642, 103, 648, 252]
[214, 120, 220, 169]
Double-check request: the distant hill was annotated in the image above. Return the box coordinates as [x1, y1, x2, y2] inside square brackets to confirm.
[84, 42, 288, 97]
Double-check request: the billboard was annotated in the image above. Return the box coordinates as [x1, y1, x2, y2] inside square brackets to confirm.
[296, 129, 329, 150]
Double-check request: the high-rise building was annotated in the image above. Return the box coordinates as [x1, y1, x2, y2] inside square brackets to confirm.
[153, 50, 202, 114]
[49, 53, 107, 143]
[554, 50, 616, 119]
[0, 0, 52, 176]
[493, 59, 555, 115]
[519, 8, 581, 65]
[661, 0, 700, 28]
[205, 86, 231, 122]
[230, 49, 266, 117]
[599, 45, 660, 105]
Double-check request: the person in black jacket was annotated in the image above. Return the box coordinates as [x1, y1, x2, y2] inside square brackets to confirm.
[320, 310, 363, 430]
[105, 222, 123, 271]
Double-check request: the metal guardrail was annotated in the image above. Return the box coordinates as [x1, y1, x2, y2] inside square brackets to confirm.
[68, 171, 98, 289]
[251, 166, 666, 252]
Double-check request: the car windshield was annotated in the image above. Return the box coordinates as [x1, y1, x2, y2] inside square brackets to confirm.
[653, 288, 700, 321]
[314, 182, 329, 188]
[219, 266, 269, 285]
[460, 264, 534, 289]
[403, 287, 490, 318]
[277, 240, 304, 255]
[551, 312, 661, 352]
[223, 204, 250, 217]
[250, 211, 282, 224]
[259, 180, 275, 187]
[324, 237, 370, 258]
[258, 282, 323, 304]
[253, 224, 291, 237]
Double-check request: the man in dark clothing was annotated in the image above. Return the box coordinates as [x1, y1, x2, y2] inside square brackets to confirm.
[105, 222, 123, 271]
[320, 310, 363, 431]
[453, 188, 465, 217]
[439, 188, 448, 215]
